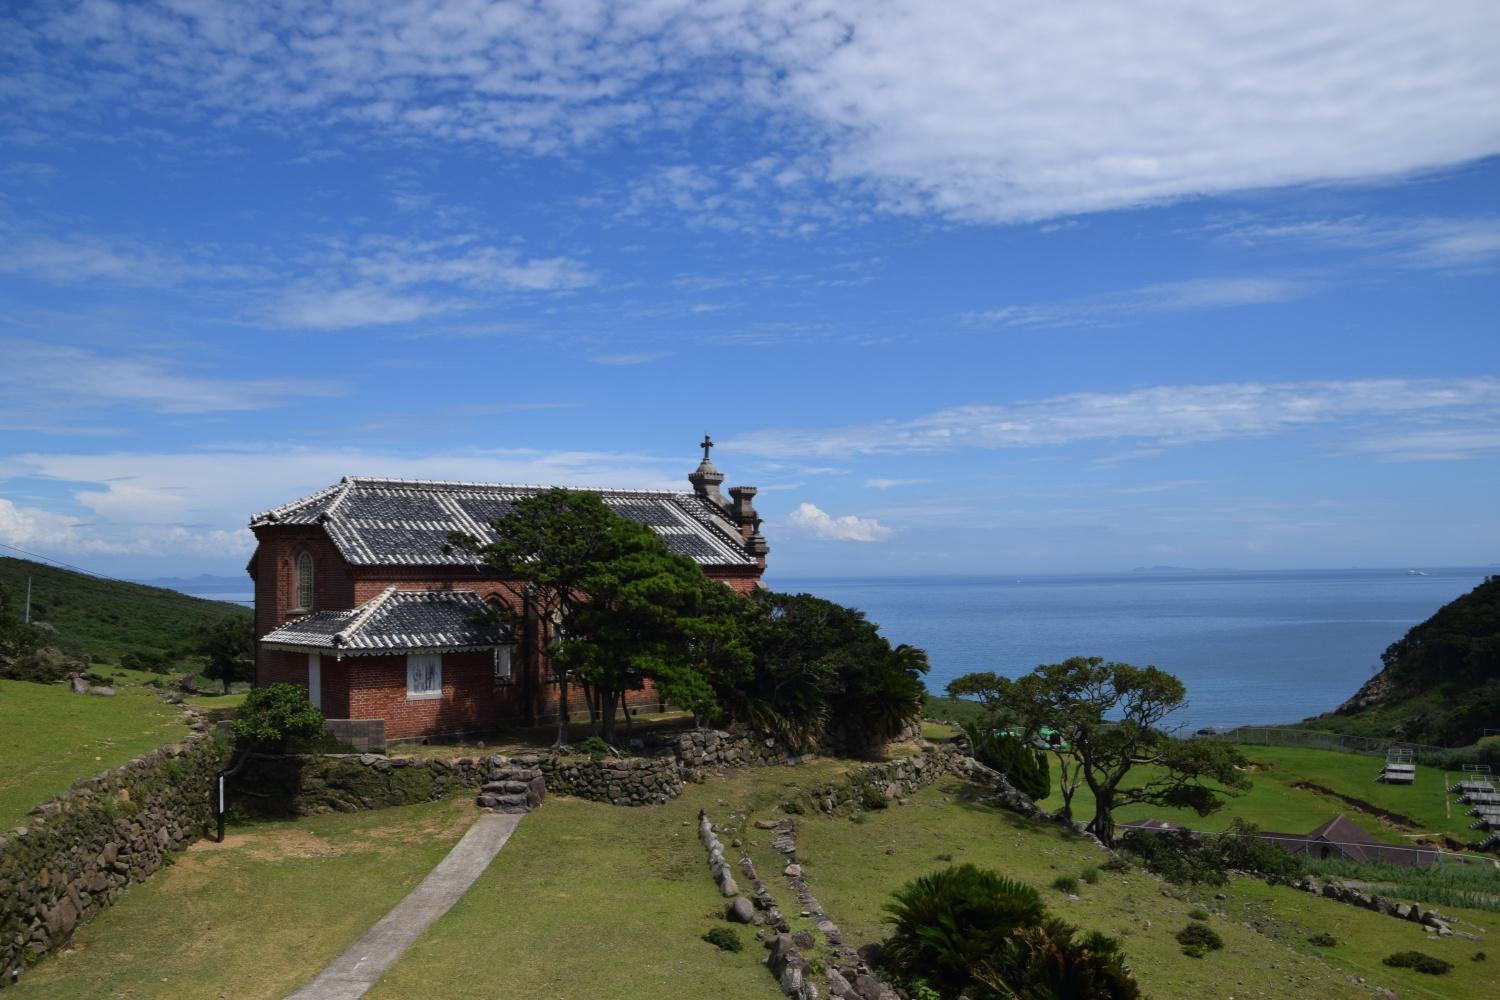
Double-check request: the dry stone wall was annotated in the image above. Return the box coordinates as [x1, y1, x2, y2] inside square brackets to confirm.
[231, 753, 491, 815]
[0, 734, 227, 985]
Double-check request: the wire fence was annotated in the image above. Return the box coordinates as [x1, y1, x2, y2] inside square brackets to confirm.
[1194, 726, 1452, 757]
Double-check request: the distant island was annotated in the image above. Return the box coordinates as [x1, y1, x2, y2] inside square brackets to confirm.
[133, 573, 248, 594]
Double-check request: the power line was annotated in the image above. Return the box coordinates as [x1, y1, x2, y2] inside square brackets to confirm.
[0, 539, 254, 604]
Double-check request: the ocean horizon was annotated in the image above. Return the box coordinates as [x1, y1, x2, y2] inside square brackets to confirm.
[772, 566, 1494, 733]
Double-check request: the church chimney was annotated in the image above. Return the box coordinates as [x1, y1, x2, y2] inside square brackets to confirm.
[688, 433, 727, 510]
[727, 485, 758, 540]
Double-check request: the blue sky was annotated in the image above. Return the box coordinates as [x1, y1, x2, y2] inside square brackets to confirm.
[1, 0, 1498, 580]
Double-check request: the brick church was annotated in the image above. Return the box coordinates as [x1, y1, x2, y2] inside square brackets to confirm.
[248, 439, 768, 742]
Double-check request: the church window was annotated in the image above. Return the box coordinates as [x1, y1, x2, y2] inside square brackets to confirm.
[407, 653, 442, 700]
[295, 552, 314, 611]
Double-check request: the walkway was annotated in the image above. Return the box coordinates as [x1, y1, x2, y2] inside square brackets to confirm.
[285, 811, 524, 1000]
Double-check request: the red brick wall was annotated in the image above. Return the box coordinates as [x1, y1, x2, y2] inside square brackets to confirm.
[251, 527, 353, 686]
[345, 650, 527, 740]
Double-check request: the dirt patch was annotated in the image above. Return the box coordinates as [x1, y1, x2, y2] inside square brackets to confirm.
[1288, 780, 1423, 831]
[187, 827, 344, 861]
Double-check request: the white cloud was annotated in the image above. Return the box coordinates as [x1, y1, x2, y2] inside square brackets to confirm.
[269, 285, 455, 331]
[786, 502, 892, 542]
[11, 2, 1499, 223]
[728, 378, 1500, 457]
[0, 445, 694, 563]
[0, 338, 341, 415]
[1214, 215, 1500, 270]
[590, 352, 673, 366]
[966, 277, 1311, 328]
[866, 477, 929, 490]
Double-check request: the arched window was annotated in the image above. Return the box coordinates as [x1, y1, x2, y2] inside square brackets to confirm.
[295, 552, 314, 611]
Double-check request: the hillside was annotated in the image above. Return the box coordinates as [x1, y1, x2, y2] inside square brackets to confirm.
[1328, 575, 1500, 744]
[0, 556, 250, 664]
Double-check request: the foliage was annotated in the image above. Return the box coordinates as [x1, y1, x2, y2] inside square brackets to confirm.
[860, 785, 890, 810]
[1383, 950, 1453, 975]
[1120, 820, 1306, 886]
[576, 736, 613, 759]
[700, 927, 742, 952]
[120, 649, 175, 674]
[881, 863, 1138, 999]
[1187, 905, 1211, 921]
[1309, 932, 1338, 947]
[0, 579, 45, 673]
[232, 683, 325, 752]
[1052, 874, 1080, 893]
[1081, 866, 1101, 885]
[1176, 922, 1223, 959]
[726, 590, 928, 753]
[0, 556, 250, 664]
[781, 798, 806, 815]
[1001, 656, 1251, 841]
[194, 616, 255, 693]
[1335, 576, 1500, 744]
[964, 722, 1052, 800]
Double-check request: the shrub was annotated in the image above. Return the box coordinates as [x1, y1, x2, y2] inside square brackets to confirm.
[1051, 875, 1080, 893]
[1308, 932, 1338, 947]
[882, 864, 1139, 1000]
[1187, 906, 1210, 921]
[781, 798, 805, 815]
[231, 683, 325, 752]
[1120, 820, 1303, 886]
[860, 786, 891, 810]
[1383, 951, 1452, 975]
[1080, 867, 1100, 885]
[577, 736, 612, 759]
[702, 927, 742, 952]
[1175, 923, 1223, 955]
[121, 649, 174, 674]
[963, 723, 1052, 800]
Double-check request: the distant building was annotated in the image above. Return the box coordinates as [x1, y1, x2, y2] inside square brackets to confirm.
[247, 439, 767, 742]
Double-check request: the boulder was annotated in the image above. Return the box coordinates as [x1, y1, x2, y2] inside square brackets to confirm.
[727, 896, 755, 923]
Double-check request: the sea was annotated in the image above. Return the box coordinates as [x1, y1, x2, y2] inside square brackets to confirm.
[190, 565, 1494, 733]
[772, 567, 1494, 733]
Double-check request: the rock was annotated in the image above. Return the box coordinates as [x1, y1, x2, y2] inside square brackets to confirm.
[784, 863, 803, 878]
[718, 874, 739, 897]
[853, 973, 884, 1000]
[69, 675, 90, 694]
[727, 896, 755, 923]
[856, 941, 884, 968]
[791, 929, 816, 949]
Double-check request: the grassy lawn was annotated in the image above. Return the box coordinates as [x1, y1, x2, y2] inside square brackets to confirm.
[182, 690, 248, 713]
[1036, 743, 1485, 847]
[0, 677, 190, 829]
[795, 781, 1371, 1000]
[363, 767, 865, 1000]
[9, 798, 476, 1000]
[1224, 877, 1500, 999]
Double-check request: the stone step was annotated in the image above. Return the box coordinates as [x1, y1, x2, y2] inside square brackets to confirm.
[476, 792, 531, 811]
[481, 780, 530, 795]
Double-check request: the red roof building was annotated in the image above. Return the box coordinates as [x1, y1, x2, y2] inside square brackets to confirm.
[248, 441, 767, 742]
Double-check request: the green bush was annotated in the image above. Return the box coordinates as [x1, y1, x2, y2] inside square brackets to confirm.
[963, 724, 1052, 800]
[1175, 923, 1223, 956]
[1051, 875, 1080, 893]
[781, 798, 805, 815]
[1080, 866, 1100, 885]
[882, 864, 1138, 1000]
[577, 736, 612, 759]
[1308, 932, 1338, 947]
[1120, 820, 1304, 886]
[1383, 951, 1452, 975]
[1187, 906, 1210, 921]
[860, 786, 890, 810]
[702, 927, 742, 952]
[231, 683, 325, 752]
[121, 649, 175, 674]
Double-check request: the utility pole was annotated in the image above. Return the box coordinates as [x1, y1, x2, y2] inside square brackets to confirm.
[24, 575, 32, 624]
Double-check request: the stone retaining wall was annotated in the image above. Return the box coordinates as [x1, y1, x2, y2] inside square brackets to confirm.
[0, 734, 227, 985]
[791, 743, 965, 816]
[231, 753, 490, 815]
[535, 754, 682, 806]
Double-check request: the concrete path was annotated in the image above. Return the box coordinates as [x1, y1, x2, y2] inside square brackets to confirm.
[285, 812, 524, 1000]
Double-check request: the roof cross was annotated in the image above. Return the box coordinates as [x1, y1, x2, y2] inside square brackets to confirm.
[700, 434, 714, 461]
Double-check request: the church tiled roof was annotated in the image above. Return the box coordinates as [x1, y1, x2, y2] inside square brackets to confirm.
[250, 476, 757, 567]
[261, 587, 505, 654]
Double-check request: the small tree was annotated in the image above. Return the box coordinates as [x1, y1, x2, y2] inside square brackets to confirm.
[450, 489, 644, 747]
[195, 616, 255, 693]
[232, 683, 325, 752]
[1003, 657, 1250, 842]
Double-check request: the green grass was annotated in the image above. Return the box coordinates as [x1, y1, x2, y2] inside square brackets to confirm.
[0, 555, 249, 663]
[8, 798, 476, 1000]
[1037, 742, 1486, 847]
[923, 694, 986, 727]
[0, 677, 190, 829]
[364, 769, 858, 999]
[790, 781, 1370, 999]
[182, 690, 248, 713]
